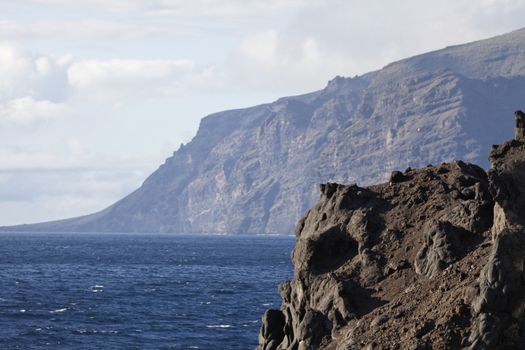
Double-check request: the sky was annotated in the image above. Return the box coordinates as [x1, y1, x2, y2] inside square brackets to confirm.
[1, 0, 525, 225]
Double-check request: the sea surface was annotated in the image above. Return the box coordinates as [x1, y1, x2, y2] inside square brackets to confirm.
[0, 233, 295, 349]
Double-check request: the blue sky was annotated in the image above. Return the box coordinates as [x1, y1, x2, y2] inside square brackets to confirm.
[1, 0, 525, 225]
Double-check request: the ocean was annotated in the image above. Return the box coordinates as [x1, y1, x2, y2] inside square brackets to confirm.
[0, 233, 295, 349]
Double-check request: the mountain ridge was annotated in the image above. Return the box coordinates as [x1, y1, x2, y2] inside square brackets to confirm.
[3, 28, 525, 234]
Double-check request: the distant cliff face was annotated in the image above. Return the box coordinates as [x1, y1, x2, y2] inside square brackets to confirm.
[6, 28, 525, 234]
[257, 139, 525, 349]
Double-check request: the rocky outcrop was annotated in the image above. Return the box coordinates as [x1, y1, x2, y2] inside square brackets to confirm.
[469, 140, 525, 349]
[258, 140, 525, 349]
[414, 220, 475, 279]
[5, 28, 525, 234]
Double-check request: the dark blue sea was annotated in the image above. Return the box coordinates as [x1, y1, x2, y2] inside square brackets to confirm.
[0, 233, 295, 349]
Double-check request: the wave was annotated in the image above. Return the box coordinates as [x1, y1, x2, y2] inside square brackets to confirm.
[50, 308, 67, 313]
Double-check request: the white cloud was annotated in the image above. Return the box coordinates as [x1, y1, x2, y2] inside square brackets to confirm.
[227, 0, 525, 92]
[0, 43, 218, 125]
[68, 59, 197, 91]
[0, 148, 81, 171]
[0, 44, 70, 102]
[0, 97, 67, 125]
[27, 0, 311, 17]
[29, 0, 145, 13]
[230, 30, 355, 91]
[0, 145, 155, 225]
[0, 44, 71, 126]
[0, 19, 152, 41]
[0, 144, 158, 172]
[66, 58, 220, 100]
[0, 167, 147, 225]
[9, 1, 525, 96]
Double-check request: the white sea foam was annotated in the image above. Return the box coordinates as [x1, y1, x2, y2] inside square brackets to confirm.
[75, 329, 118, 334]
[90, 285, 104, 292]
[50, 308, 67, 313]
[19, 309, 26, 313]
[206, 325, 232, 328]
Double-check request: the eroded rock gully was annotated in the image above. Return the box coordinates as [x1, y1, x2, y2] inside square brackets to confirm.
[257, 140, 525, 349]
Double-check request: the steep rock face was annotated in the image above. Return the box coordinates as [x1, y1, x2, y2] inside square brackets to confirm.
[469, 140, 525, 349]
[258, 140, 525, 349]
[5, 29, 525, 234]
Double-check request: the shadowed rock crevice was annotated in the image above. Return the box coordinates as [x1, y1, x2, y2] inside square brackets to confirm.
[259, 310, 286, 350]
[306, 226, 358, 275]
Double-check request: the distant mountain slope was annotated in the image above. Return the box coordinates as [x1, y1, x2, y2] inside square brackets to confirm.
[4, 28, 525, 234]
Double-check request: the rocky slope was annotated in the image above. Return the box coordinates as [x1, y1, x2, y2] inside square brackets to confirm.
[257, 139, 525, 349]
[4, 28, 525, 234]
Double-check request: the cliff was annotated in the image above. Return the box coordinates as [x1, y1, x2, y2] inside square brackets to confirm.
[4, 28, 525, 234]
[257, 139, 525, 349]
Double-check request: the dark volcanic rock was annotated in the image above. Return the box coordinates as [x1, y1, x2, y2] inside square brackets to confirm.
[259, 309, 286, 350]
[257, 140, 525, 349]
[414, 220, 478, 279]
[389, 170, 406, 184]
[469, 140, 525, 349]
[4, 29, 525, 234]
